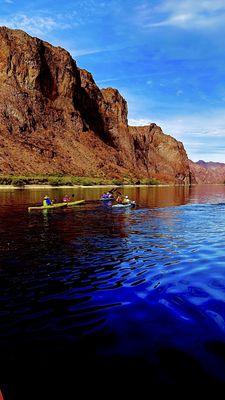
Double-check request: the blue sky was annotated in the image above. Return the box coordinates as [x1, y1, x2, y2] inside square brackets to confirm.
[1, 0, 225, 161]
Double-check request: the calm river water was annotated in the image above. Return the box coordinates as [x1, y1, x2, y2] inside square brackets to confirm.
[1, 185, 225, 386]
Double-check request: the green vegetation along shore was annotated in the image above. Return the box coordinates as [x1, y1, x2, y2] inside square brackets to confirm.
[0, 174, 160, 187]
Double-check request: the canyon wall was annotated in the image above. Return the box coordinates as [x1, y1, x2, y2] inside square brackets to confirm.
[0, 27, 190, 184]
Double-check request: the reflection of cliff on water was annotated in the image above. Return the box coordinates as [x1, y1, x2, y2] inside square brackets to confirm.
[0, 185, 192, 211]
[1, 184, 225, 208]
[189, 184, 225, 204]
[0, 185, 191, 209]
[0, 194, 134, 275]
[126, 185, 190, 208]
[0, 185, 202, 270]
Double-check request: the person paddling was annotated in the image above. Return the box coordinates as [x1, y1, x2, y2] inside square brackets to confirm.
[63, 194, 71, 202]
[43, 195, 52, 206]
[63, 194, 75, 202]
[122, 195, 131, 204]
[116, 195, 123, 204]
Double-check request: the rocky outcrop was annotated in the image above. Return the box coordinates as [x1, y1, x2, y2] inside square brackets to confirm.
[130, 124, 190, 184]
[189, 160, 225, 184]
[0, 26, 190, 184]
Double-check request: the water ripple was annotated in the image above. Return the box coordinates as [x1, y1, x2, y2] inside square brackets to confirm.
[2, 186, 225, 381]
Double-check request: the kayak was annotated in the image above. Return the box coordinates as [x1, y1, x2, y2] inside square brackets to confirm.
[66, 200, 85, 207]
[112, 201, 136, 208]
[28, 199, 85, 211]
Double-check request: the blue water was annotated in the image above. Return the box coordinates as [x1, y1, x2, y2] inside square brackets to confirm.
[1, 185, 225, 384]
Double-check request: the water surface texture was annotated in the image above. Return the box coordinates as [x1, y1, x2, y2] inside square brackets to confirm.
[1, 185, 225, 383]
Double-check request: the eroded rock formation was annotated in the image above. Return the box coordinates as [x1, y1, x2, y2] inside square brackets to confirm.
[0, 27, 190, 184]
[130, 124, 190, 184]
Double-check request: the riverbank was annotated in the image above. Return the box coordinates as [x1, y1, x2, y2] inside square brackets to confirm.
[0, 174, 161, 188]
[0, 184, 172, 190]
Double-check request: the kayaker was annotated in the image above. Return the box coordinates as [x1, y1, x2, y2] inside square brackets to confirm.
[116, 195, 123, 204]
[43, 195, 52, 206]
[122, 195, 131, 204]
[101, 192, 112, 200]
[63, 194, 71, 202]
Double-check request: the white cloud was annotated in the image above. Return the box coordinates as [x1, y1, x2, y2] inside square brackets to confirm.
[148, 14, 224, 28]
[0, 13, 75, 36]
[156, 0, 225, 14]
[137, 0, 225, 29]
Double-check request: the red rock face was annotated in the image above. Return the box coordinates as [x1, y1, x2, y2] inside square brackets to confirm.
[189, 160, 225, 184]
[0, 27, 190, 183]
[130, 124, 190, 184]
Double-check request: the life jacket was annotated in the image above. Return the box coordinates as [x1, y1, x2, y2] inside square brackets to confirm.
[43, 198, 51, 206]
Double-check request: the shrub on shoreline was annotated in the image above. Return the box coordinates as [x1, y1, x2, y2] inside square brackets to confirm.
[0, 174, 161, 186]
[139, 178, 160, 185]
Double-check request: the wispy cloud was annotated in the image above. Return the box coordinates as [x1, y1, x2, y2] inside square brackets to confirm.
[155, 0, 225, 14]
[70, 42, 129, 59]
[0, 13, 76, 36]
[136, 0, 225, 29]
[71, 48, 107, 57]
[97, 77, 123, 84]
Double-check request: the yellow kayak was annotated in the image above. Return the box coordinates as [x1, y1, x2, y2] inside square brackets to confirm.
[28, 199, 85, 211]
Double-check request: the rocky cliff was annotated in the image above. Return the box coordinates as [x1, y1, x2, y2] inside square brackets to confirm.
[189, 160, 225, 184]
[130, 124, 190, 184]
[0, 27, 190, 184]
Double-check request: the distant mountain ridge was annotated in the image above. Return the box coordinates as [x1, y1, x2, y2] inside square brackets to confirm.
[189, 160, 225, 183]
[196, 160, 225, 168]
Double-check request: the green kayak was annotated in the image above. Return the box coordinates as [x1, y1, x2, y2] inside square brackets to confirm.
[28, 199, 85, 211]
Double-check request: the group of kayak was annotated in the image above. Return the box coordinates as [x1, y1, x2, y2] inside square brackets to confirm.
[100, 190, 136, 208]
[28, 190, 136, 211]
